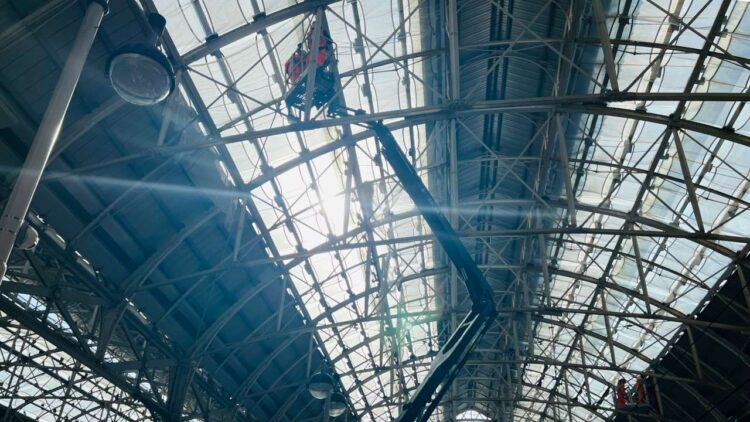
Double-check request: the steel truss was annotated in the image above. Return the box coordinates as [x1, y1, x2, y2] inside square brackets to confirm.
[3, 0, 750, 421]
[0, 213, 246, 421]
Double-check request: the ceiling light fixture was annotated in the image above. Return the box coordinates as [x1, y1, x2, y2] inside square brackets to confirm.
[107, 13, 175, 106]
[308, 368, 334, 400]
[328, 392, 347, 417]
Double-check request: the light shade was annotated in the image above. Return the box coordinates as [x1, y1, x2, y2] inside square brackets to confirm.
[308, 371, 333, 400]
[328, 392, 347, 417]
[108, 44, 175, 106]
[14, 223, 38, 250]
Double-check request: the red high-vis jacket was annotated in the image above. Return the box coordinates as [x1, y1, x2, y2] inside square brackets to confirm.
[284, 51, 304, 83]
[635, 378, 646, 404]
[615, 383, 627, 408]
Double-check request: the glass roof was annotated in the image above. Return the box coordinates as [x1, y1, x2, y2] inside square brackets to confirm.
[151, 0, 435, 419]
[136, 0, 750, 420]
[514, 1, 750, 421]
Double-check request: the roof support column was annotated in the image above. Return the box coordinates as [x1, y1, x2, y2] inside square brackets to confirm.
[446, 0, 460, 327]
[652, 375, 665, 417]
[685, 326, 703, 381]
[302, 8, 324, 120]
[0, 0, 108, 283]
[446, 0, 460, 414]
[555, 114, 577, 226]
[672, 129, 705, 232]
[737, 265, 750, 311]
[631, 235, 653, 314]
[591, 0, 620, 92]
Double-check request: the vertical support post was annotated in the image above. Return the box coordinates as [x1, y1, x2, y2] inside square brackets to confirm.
[537, 227, 552, 308]
[249, 0, 288, 91]
[563, 377, 574, 422]
[555, 114, 577, 227]
[631, 235, 653, 314]
[277, 276, 287, 331]
[306, 333, 314, 377]
[685, 326, 703, 380]
[591, 0, 619, 92]
[155, 70, 180, 147]
[303, 8, 324, 120]
[449, 125, 459, 323]
[737, 264, 750, 310]
[446, 0, 460, 101]
[672, 129, 705, 232]
[444, 2, 461, 414]
[577, 336, 592, 403]
[600, 292, 617, 366]
[446, 0, 461, 337]
[232, 199, 245, 261]
[0, 0, 108, 283]
[652, 374, 664, 417]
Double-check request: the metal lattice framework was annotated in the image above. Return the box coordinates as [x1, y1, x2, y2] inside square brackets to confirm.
[0, 0, 749, 421]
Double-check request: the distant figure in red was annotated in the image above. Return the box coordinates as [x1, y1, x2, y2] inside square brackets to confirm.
[284, 44, 305, 84]
[615, 378, 627, 408]
[306, 29, 332, 67]
[285, 29, 333, 86]
[635, 376, 646, 404]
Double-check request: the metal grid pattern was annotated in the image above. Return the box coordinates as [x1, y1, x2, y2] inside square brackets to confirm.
[0, 0, 749, 421]
[146, 0, 440, 419]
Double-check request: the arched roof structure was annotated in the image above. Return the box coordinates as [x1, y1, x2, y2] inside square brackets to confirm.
[0, 0, 749, 421]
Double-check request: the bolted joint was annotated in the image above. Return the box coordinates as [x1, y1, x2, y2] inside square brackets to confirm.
[353, 37, 364, 54]
[361, 82, 371, 98]
[205, 33, 223, 58]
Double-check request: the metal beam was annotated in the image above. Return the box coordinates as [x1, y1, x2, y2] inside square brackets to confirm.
[362, 122, 496, 421]
[23, 212, 247, 420]
[95, 207, 222, 359]
[180, 0, 340, 64]
[47, 92, 750, 181]
[590, 0, 619, 91]
[0, 0, 72, 50]
[0, 296, 170, 418]
[671, 129, 705, 232]
[302, 8, 323, 120]
[555, 113, 577, 226]
[48, 96, 126, 163]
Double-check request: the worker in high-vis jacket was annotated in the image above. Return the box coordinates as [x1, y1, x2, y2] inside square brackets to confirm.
[615, 378, 627, 408]
[284, 44, 305, 85]
[634, 375, 646, 404]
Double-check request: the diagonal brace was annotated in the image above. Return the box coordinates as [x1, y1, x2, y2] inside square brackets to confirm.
[366, 121, 496, 422]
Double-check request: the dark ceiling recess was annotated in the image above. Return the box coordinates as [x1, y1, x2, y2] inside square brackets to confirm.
[623, 263, 750, 422]
[0, 406, 36, 422]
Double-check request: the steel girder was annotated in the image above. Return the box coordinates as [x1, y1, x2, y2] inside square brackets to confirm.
[26, 130, 744, 420]
[527, 1, 736, 420]
[7, 0, 750, 420]
[43, 93, 750, 183]
[179, 0, 340, 65]
[120, 184, 747, 417]
[137, 199, 743, 331]
[123, 2, 331, 419]
[0, 213, 249, 421]
[94, 207, 222, 361]
[0, 31, 249, 422]
[251, 254, 749, 420]
[134, 1, 368, 418]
